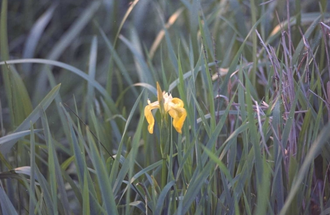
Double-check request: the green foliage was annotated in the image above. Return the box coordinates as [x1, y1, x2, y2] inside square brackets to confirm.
[1, 0, 330, 214]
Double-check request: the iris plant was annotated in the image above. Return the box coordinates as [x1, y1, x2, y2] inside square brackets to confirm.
[144, 82, 187, 134]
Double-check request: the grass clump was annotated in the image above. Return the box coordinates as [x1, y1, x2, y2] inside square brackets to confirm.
[1, 0, 330, 214]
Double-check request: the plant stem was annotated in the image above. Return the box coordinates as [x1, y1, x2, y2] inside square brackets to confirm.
[161, 155, 167, 189]
[160, 116, 169, 189]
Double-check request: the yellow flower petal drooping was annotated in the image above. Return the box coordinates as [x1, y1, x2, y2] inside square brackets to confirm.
[144, 82, 187, 134]
[168, 98, 187, 134]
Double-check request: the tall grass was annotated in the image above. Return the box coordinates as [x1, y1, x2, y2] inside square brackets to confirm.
[1, 0, 330, 214]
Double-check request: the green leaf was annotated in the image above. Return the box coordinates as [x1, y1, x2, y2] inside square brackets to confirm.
[280, 122, 330, 215]
[29, 122, 36, 215]
[41, 110, 71, 215]
[155, 180, 176, 214]
[119, 33, 154, 84]
[88, 129, 118, 215]
[113, 90, 144, 196]
[200, 145, 232, 180]
[87, 36, 98, 113]
[0, 59, 115, 109]
[22, 4, 56, 72]
[0, 129, 42, 154]
[0, 186, 18, 215]
[0, 84, 60, 154]
[97, 24, 138, 97]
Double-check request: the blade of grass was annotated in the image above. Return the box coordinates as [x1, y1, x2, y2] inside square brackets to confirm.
[33, 1, 101, 102]
[0, 0, 9, 62]
[200, 145, 232, 180]
[46, 66, 72, 147]
[249, 0, 257, 86]
[254, 156, 271, 215]
[0, 129, 41, 153]
[83, 168, 90, 215]
[41, 110, 70, 215]
[96, 23, 138, 97]
[60, 103, 104, 214]
[87, 36, 98, 113]
[0, 59, 117, 112]
[218, 14, 265, 99]
[292, 14, 322, 64]
[149, 7, 184, 59]
[119, 33, 154, 84]
[125, 110, 145, 215]
[113, 90, 144, 196]
[168, 61, 216, 92]
[176, 93, 236, 214]
[7, 64, 34, 126]
[0, 0, 13, 128]
[200, 90, 236, 166]
[199, 16, 216, 130]
[163, 25, 178, 74]
[34, 166, 54, 214]
[113, 0, 139, 47]
[0, 186, 18, 215]
[245, 71, 264, 187]
[87, 128, 118, 215]
[271, 96, 285, 212]
[0, 84, 60, 154]
[155, 180, 176, 214]
[22, 4, 56, 73]
[178, 158, 214, 214]
[280, 121, 330, 215]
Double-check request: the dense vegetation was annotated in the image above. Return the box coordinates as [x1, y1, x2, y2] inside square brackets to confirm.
[1, 0, 330, 214]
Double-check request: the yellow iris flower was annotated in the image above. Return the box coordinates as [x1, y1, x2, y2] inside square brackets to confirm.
[144, 82, 187, 134]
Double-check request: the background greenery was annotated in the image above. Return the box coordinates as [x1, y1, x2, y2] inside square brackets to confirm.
[1, 0, 330, 214]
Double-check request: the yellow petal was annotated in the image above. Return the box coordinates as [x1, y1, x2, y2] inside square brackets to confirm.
[171, 98, 184, 108]
[156, 82, 163, 110]
[168, 98, 187, 133]
[168, 107, 187, 133]
[144, 102, 159, 134]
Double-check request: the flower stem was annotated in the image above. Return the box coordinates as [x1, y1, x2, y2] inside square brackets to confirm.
[160, 116, 169, 189]
[161, 155, 167, 189]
